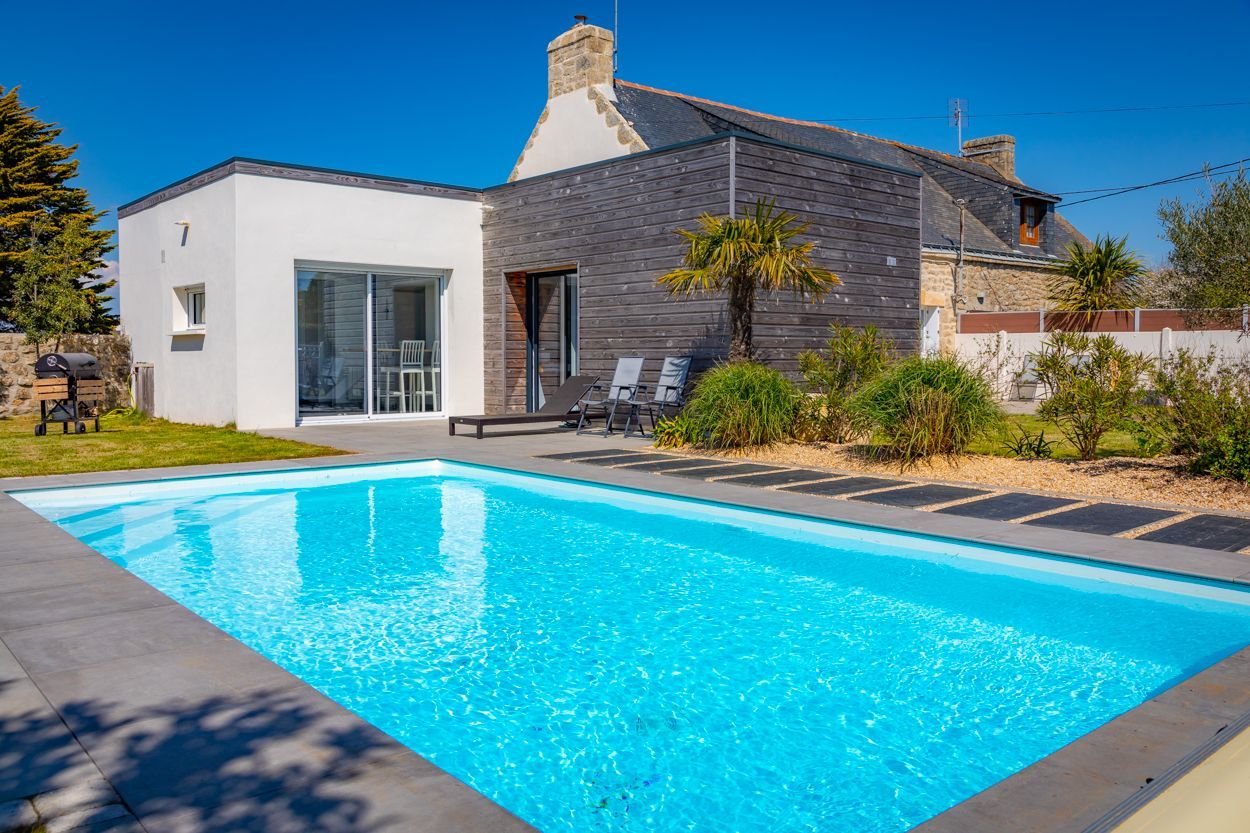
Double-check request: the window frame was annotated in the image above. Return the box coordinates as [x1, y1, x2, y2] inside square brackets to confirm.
[1019, 199, 1042, 246]
[186, 288, 206, 327]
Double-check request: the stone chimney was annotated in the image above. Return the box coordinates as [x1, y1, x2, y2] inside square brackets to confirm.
[547, 18, 614, 98]
[961, 135, 1017, 182]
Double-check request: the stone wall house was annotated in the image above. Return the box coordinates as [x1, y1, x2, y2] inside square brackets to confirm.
[512, 25, 1088, 354]
[0, 333, 132, 417]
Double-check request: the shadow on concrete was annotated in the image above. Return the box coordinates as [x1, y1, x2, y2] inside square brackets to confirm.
[4, 679, 409, 832]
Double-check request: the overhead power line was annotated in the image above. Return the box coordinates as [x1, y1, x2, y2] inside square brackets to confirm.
[1057, 157, 1249, 208]
[639, 100, 1250, 125]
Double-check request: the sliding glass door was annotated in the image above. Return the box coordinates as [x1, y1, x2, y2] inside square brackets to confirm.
[296, 271, 367, 418]
[526, 270, 578, 411]
[296, 270, 443, 421]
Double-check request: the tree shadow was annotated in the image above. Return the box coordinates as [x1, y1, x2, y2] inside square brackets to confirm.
[5, 678, 408, 832]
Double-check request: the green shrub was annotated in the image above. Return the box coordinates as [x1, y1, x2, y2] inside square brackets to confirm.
[1032, 332, 1152, 461]
[851, 355, 1002, 465]
[652, 413, 701, 449]
[1195, 423, 1250, 482]
[680, 361, 800, 449]
[1145, 349, 1250, 481]
[795, 324, 895, 443]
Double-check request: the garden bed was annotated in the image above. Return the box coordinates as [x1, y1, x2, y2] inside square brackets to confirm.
[672, 442, 1250, 515]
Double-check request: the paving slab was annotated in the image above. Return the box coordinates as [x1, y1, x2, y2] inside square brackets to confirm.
[1024, 502, 1179, 536]
[5, 604, 232, 676]
[0, 640, 25, 684]
[0, 529, 99, 567]
[536, 449, 634, 461]
[714, 468, 842, 487]
[143, 752, 535, 833]
[1137, 514, 1250, 552]
[0, 556, 126, 596]
[35, 640, 305, 733]
[613, 457, 721, 472]
[574, 452, 668, 466]
[851, 484, 989, 508]
[0, 573, 175, 632]
[663, 463, 785, 480]
[936, 492, 1079, 521]
[0, 678, 105, 804]
[74, 684, 410, 820]
[780, 476, 908, 496]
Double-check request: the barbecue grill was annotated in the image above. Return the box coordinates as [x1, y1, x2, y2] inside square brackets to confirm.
[33, 352, 104, 436]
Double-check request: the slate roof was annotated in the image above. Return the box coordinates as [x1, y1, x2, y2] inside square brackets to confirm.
[612, 80, 1086, 260]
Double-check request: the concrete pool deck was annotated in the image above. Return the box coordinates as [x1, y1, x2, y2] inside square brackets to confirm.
[2, 419, 1249, 832]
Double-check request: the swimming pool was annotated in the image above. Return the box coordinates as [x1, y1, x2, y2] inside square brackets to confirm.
[15, 459, 1250, 833]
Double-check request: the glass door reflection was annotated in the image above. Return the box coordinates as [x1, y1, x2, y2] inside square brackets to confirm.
[372, 274, 442, 414]
[296, 271, 367, 418]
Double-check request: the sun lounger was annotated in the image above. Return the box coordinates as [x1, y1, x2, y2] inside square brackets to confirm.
[448, 375, 598, 438]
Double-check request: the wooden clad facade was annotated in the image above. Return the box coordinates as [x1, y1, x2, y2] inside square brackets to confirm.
[481, 134, 923, 414]
[731, 140, 923, 370]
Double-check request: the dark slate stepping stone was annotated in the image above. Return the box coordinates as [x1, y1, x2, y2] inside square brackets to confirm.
[780, 476, 906, 496]
[579, 452, 671, 466]
[540, 449, 638, 461]
[852, 484, 989, 508]
[936, 492, 1079, 521]
[1024, 503, 1178, 536]
[617, 457, 723, 472]
[717, 469, 843, 487]
[664, 463, 784, 479]
[1137, 514, 1250, 551]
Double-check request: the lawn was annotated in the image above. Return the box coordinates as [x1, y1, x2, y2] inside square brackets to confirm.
[968, 413, 1141, 460]
[0, 411, 345, 479]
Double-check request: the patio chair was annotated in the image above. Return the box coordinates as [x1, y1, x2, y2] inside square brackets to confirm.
[576, 357, 645, 436]
[448, 375, 598, 438]
[623, 355, 692, 438]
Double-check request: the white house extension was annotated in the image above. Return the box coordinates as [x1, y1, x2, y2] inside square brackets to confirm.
[119, 162, 485, 429]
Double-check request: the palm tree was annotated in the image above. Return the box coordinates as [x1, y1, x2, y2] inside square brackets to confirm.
[658, 199, 841, 361]
[1048, 235, 1144, 315]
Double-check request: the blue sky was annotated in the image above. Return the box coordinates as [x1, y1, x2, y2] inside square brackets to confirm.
[4, 0, 1249, 268]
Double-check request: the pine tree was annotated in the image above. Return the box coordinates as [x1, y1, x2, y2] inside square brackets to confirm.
[0, 85, 115, 328]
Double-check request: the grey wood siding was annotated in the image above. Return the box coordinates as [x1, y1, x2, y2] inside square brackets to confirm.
[481, 135, 923, 413]
[483, 140, 735, 413]
[731, 140, 923, 368]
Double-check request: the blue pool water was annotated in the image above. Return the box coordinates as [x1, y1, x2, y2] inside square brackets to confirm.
[15, 460, 1250, 833]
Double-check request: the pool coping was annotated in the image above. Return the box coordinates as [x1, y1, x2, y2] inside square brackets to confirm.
[4, 449, 1250, 832]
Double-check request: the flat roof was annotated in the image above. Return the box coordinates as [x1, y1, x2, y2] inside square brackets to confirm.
[117, 157, 485, 219]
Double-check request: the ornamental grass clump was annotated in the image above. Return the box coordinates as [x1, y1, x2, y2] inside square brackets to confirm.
[851, 355, 1002, 465]
[676, 362, 800, 449]
[1032, 332, 1152, 461]
[795, 324, 895, 443]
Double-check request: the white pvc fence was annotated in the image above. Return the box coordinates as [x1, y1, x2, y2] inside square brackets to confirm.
[954, 328, 1250, 401]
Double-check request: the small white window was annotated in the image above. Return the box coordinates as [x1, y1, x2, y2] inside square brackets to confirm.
[173, 284, 206, 333]
[187, 289, 205, 326]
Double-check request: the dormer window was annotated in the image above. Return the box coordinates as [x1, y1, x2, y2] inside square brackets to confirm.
[1019, 199, 1043, 246]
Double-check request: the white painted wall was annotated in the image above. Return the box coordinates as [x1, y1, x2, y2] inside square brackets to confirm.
[232, 175, 484, 429]
[512, 86, 635, 180]
[119, 178, 240, 425]
[120, 172, 485, 430]
[955, 329, 1250, 399]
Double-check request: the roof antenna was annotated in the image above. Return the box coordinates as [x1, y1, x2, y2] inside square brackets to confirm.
[948, 98, 967, 153]
[613, 0, 619, 74]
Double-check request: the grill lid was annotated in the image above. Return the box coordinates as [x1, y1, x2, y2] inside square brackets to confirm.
[35, 352, 101, 379]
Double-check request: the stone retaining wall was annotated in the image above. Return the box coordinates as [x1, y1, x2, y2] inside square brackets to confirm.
[0, 333, 132, 416]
